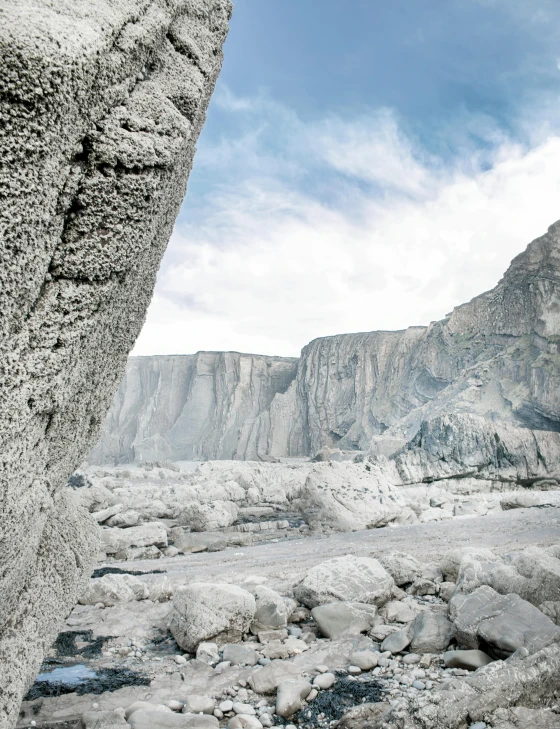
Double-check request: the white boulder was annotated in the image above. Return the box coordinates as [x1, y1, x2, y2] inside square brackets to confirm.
[294, 555, 394, 608]
[169, 583, 256, 652]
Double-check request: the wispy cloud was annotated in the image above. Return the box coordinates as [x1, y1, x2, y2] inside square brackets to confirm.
[133, 90, 560, 358]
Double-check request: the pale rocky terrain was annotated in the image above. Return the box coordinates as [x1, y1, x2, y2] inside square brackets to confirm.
[2, 1, 559, 728]
[10, 224, 560, 729]
[17, 498, 560, 729]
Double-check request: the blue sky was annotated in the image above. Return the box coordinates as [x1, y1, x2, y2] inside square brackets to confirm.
[134, 0, 560, 357]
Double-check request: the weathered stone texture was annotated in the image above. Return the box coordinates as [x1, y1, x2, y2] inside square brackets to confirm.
[0, 1, 230, 726]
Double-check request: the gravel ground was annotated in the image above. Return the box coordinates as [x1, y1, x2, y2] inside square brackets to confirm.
[124, 504, 560, 594]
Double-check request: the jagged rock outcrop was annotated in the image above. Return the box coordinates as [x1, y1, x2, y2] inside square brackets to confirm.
[0, 2, 230, 726]
[91, 222, 560, 464]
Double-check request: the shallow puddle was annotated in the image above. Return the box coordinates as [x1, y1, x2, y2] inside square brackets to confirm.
[35, 664, 97, 686]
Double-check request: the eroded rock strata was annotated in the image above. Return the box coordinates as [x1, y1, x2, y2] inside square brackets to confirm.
[92, 221, 560, 465]
[0, 1, 231, 726]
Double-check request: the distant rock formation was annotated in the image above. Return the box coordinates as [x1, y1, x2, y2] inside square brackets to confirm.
[91, 222, 560, 465]
[0, 1, 231, 725]
[89, 351, 298, 463]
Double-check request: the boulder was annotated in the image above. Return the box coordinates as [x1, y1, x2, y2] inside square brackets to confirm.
[125, 702, 173, 719]
[169, 583, 256, 652]
[488, 706, 560, 729]
[107, 510, 141, 528]
[313, 672, 336, 689]
[294, 555, 394, 608]
[409, 612, 454, 653]
[116, 545, 163, 561]
[379, 552, 422, 586]
[79, 574, 148, 605]
[439, 547, 496, 582]
[490, 547, 560, 607]
[92, 504, 125, 524]
[409, 578, 437, 596]
[250, 586, 290, 633]
[275, 680, 312, 718]
[438, 582, 456, 602]
[311, 602, 377, 639]
[101, 523, 168, 555]
[248, 660, 302, 694]
[337, 702, 391, 729]
[449, 585, 560, 658]
[381, 628, 412, 654]
[297, 462, 405, 531]
[228, 717, 263, 729]
[196, 642, 220, 665]
[538, 601, 560, 626]
[222, 644, 259, 666]
[500, 492, 556, 509]
[383, 600, 419, 623]
[453, 547, 560, 608]
[349, 650, 378, 670]
[171, 530, 228, 554]
[179, 500, 238, 531]
[182, 696, 216, 715]
[443, 649, 494, 670]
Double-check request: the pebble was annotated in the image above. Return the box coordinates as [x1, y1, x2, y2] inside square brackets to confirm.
[166, 701, 184, 712]
[228, 716, 263, 729]
[315, 665, 329, 673]
[174, 655, 187, 665]
[233, 703, 255, 715]
[258, 657, 271, 666]
[412, 681, 426, 690]
[313, 673, 336, 689]
[260, 714, 273, 727]
[402, 654, 421, 665]
[470, 724, 487, 729]
[288, 626, 302, 637]
[347, 665, 361, 675]
[214, 710, 224, 719]
[220, 701, 234, 712]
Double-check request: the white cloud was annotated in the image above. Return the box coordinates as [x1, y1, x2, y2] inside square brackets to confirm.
[133, 93, 560, 358]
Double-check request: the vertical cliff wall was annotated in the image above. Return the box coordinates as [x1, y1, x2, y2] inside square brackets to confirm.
[0, 2, 231, 725]
[89, 352, 298, 463]
[91, 222, 560, 466]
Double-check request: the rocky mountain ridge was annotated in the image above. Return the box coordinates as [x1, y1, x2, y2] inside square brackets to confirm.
[90, 221, 560, 465]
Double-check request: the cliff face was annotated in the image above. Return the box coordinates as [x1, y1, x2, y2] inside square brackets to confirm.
[0, 2, 230, 725]
[89, 352, 298, 463]
[92, 222, 560, 465]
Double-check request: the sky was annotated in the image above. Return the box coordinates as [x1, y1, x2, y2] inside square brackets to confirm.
[133, 0, 560, 358]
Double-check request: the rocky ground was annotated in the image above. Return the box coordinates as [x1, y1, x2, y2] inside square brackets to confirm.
[16, 469, 560, 729]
